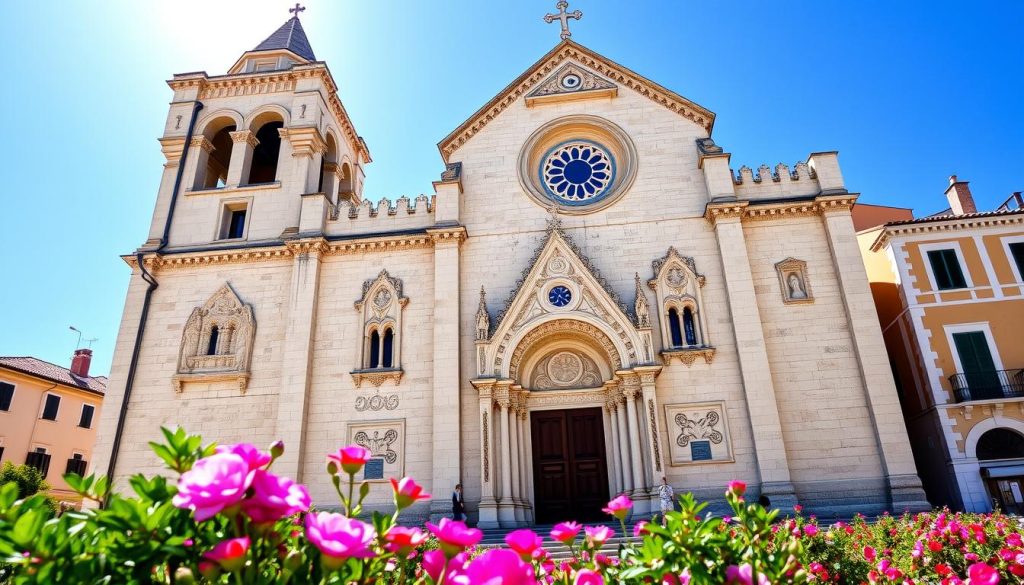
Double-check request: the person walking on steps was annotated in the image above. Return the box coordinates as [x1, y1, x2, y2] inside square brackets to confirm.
[452, 483, 466, 521]
[658, 476, 674, 525]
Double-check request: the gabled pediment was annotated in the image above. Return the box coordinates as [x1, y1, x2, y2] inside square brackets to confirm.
[525, 62, 617, 106]
[480, 219, 654, 378]
[438, 39, 715, 161]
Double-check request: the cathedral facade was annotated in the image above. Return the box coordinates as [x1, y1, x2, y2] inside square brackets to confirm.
[93, 10, 929, 526]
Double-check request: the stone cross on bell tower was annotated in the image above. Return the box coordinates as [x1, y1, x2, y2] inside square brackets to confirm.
[544, 1, 582, 40]
[289, 3, 305, 18]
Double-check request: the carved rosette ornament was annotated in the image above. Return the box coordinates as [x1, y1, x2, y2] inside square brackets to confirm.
[173, 283, 256, 394]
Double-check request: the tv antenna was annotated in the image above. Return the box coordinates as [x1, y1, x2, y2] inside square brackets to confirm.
[69, 326, 83, 349]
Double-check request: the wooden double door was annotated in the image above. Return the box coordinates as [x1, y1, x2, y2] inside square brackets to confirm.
[530, 407, 610, 524]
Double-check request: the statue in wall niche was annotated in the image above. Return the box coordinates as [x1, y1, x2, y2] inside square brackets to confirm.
[475, 286, 490, 341]
[787, 273, 808, 300]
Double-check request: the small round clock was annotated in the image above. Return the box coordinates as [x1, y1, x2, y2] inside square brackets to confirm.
[548, 285, 572, 307]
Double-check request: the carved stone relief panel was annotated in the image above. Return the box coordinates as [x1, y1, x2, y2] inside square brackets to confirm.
[529, 350, 603, 390]
[173, 283, 256, 394]
[663, 401, 733, 465]
[348, 419, 405, 482]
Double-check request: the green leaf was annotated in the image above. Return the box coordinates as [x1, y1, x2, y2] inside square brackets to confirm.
[12, 508, 44, 547]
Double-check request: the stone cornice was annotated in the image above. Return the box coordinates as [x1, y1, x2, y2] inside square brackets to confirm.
[426, 225, 469, 245]
[437, 39, 715, 161]
[168, 64, 370, 163]
[871, 211, 1024, 252]
[704, 194, 859, 226]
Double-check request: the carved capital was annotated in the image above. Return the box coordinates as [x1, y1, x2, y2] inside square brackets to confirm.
[190, 136, 215, 154]
[471, 378, 496, 399]
[229, 129, 259, 149]
[703, 200, 748, 225]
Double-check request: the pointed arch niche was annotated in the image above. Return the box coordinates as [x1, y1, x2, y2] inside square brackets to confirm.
[173, 283, 256, 394]
[351, 269, 408, 387]
[649, 248, 715, 366]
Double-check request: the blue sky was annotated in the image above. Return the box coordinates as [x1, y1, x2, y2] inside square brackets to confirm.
[0, 1, 1021, 376]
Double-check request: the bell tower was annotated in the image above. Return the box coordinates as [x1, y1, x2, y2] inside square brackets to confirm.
[145, 5, 369, 251]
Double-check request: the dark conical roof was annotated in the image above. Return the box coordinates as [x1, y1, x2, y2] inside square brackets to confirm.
[253, 16, 316, 61]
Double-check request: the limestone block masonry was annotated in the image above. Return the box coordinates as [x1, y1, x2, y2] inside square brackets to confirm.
[91, 20, 929, 526]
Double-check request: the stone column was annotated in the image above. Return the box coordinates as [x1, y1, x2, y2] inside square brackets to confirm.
[614, 391, 634, 494]
[636, 366, 665, 487]
[518, 407, 534, 523]
[184, 136, 214, 191]
[705, 202, 797, 508]
[470, 380, 499, 529]
[508, 389, 524, 524]
[623, 383, 650, 515]
[604, 401, 622, 495]
[820, 199, 930, 511]
[427, 227, 466, 522]
[226, 130, 258, 187]
[273, 240, 325, 480]
[496, 386, 516, 527]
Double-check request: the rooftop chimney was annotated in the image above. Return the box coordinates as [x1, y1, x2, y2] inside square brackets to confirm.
[945, 174, 977, 216]
[70, 348, 92, 378]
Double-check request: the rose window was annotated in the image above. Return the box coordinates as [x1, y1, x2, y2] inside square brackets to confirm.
[541, 141, 615, 204]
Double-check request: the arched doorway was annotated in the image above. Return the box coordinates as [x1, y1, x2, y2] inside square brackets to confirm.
[978, 428, 1024, 514]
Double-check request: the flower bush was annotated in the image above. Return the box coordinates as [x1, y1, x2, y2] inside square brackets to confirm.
[0, 427, 1020, 583]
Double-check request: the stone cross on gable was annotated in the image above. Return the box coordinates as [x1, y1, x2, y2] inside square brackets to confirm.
[289, 3, 305, 17]
[544, 1, 583, 40]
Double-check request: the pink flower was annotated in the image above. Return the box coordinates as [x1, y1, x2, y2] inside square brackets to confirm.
[389, 477, 430, 510]
[384, 526, 427, 557]
[967, 563, 1000, 585]
[551, 521, 582, 544]
[726, 481, 746, 497]
[863, 545, 876, 562]
[584, 525, 613, 546]
[327, 445, 372, 476]
[602, 494, 633, 520]
[172, 452, 255, 521]
[304, 511, 376, 569]
[240, 470, 310, 524]
[793, 504, 803, 513]
[633, 521, 649, 537]
[427, 518, 483, 557]
[574, 568, 604, 585]
[462, 549, 535, 585]
[505, 529, 544, 559]
[725, 564, 768, 585]
[215, 443, 271, 471]
[803, 524, 818, 537]
[202, 537, 249, 572]
[424, 550, 468, 581]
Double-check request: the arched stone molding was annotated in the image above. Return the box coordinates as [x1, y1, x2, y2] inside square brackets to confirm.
[351, 269, 408, 387]
[243, 104, 292, 130]
[482, 220, 647, 378]
[648, 247, 715, 365]
[173, 283, 256, 394]
[964, 416, 1024, 459]
[513, 321, 618, 390]
[195, 109, 244, 137]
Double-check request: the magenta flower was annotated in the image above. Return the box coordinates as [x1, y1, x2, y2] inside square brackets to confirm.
[602, 494, 633, 520]
[327, 445, 372, 476]
[172, 452, 255, 521]
[389, 477, 430, 510]
[423, 550, 468, 581]
[240, 469, 311, 524]
[967, 562, 1000, 585]
[574, 568, 604, 585]
[463, 549, 535, 585]
[202, 537, 249, 572]
[505, 528, 544, 559]
[726, 480, 746, 497]
[384, 526, 427, 557]
[215, 443, 271, 471]
[863, 545, 876, 562]
[427, 518, 483, 557]
[803, 524, 818, 537]
[551, 521, 582, 544]
[304, 512, 376, 569]
[584, 525, 613, 546]
[725, 564, 768, 585]
[633, 521, 649, 537]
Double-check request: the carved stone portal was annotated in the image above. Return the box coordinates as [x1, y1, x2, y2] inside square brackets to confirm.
[664, 401, 733, 465]
[173, 283, 256, 394]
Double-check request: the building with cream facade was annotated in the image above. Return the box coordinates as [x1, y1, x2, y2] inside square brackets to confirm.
[859, 180, 1024, 513]
[92, 7, 930, 526]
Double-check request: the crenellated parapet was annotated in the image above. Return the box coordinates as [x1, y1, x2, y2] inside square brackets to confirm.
[734, 162, 815, 185]
[326, 194, 436, 236]
[729, 152, 844, 201]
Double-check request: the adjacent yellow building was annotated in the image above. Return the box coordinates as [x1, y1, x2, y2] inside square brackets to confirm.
[858, 178, 1024, 512]
[0, 350, 106, 503]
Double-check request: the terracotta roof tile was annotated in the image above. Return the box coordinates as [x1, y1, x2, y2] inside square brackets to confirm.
[0, 357, 106, 396]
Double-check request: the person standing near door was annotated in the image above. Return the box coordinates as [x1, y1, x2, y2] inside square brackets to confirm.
[658, 477, 674, 525]
[452, 483, 466, 521]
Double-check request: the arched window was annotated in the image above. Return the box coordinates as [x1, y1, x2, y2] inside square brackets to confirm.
[192, 117, 236, 190]
[668, 308, 683, 348]
[382, 328, 394, 368]
[368, 329, 380, 368]
[247, 121, 284, 184]
[977, 428, 1024, 461]
[206, 326, 220, 356]
[683, 307, 697, 346]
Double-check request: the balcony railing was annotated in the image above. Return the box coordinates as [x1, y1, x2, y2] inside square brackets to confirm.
[950, 368, 1024, 403]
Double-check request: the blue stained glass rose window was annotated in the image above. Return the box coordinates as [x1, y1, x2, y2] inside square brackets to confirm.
[548, 285, 572, 307]
[541, 141, 615, 205]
